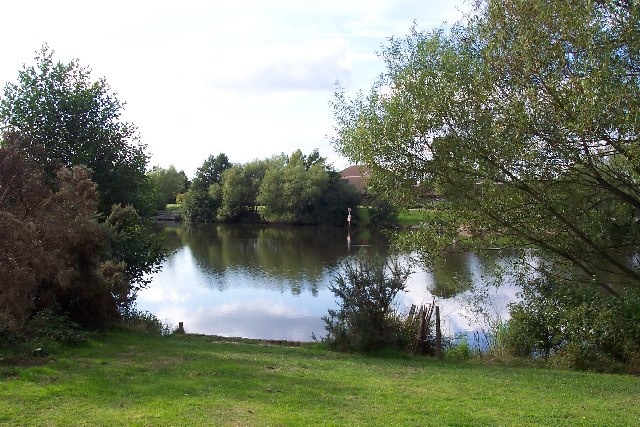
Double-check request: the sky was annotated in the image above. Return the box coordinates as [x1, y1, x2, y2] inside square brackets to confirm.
[0, 0, 469, 178]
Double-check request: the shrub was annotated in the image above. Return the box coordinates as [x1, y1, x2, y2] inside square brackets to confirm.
[322, 255, 412, 352]
[505, 277, 640, 372]
[366, 197, 399, 226]
[25, 309, 87, 347]
[446, 334, 473, 361]
[0, 308, 87, 360]
[119, 307, 172, 336]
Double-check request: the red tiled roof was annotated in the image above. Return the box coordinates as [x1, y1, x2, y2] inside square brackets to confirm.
[340, 165, 369, 193]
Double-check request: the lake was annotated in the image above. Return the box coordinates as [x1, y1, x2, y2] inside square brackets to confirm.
[136, 223, 521, 342]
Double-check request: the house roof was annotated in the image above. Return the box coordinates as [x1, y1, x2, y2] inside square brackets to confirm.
[340, 165, 369, 193]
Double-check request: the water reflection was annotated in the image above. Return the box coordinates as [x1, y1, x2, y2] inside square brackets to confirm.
[161, 223, 388, 294]
[138, 223, 520, 341]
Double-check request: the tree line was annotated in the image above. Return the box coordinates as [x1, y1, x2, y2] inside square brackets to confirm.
[151, 149, 362, 226]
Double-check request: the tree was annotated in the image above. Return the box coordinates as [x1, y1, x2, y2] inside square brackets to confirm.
[258, 150, 330, 224]
[323, 256, 412, 352]
[104, 204, 166, 292]
[0, 144, 130, 330]
[183, 153, 231, 221]
[332, 0, 640, 295]
[191, 153, 231, 191]
[147, 165, 188, 209]
[0, 47, 166, 321]
[0, 45, 152, 216]
[218, 159, 273, 222]
[310, 171, 360, 226]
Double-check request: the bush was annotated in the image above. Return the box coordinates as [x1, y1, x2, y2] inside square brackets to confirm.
[322, 255, 412, 352]
[24, 309, 87, 349]
[505, 278, 640, 372]
[366, 197, 399, 226]
[445, 334, 473, 361]
[0, 308, 87, 360]
[119, 307, 172, 336]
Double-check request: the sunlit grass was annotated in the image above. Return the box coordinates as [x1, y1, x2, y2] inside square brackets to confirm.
[396, 208, 426, 226]
[2, 331, 639, 426]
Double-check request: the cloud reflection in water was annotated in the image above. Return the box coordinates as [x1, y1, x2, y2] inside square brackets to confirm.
[138, 224, 522, 342]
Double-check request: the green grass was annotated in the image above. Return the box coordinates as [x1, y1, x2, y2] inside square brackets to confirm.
[2, 331, 639, 426]
[354, 206, 371, 225]
[395, 208, 454, 227]
[356, 207, 430, 227]
[396, 208, 426, 226]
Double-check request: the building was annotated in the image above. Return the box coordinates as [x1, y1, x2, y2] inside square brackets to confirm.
[340, 165, 369, 194]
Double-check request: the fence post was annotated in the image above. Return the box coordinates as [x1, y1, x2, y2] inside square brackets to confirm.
[435, 306, 442, 358]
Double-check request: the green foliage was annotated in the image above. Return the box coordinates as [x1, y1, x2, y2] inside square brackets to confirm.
[183, 153, 230, 221]
[119, 307, 171, 336]
[323, 255, 412, 352]
[23, 309, 87, 351]
[309, 171, 360, 226]
[256, 149, 359, 225]
[258, 150, 330, 224]
[182, 149, 359, 225]
[365, 195, 399, 226]
[0, 47, 166, 332]
[486, 317, 510, 358]
[0, 45, 152, 216]
[105, 204, 167, 293]
[182, 187, 221, 222]
[147, 165, 188, 210]
[354, 206, 370, 225]
[332, 0, 640, 294]
[445, 335, 474, 361]
[332, 0, 640, 371]
[505, 278, 640, 372]
[0, 309, 87, 361]
[191, 153, 230, 191]
[218, 159, 272, 222]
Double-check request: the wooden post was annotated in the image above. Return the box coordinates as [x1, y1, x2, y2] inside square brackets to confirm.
[417, 306, 426, 356]
[435, 306, 442, 358]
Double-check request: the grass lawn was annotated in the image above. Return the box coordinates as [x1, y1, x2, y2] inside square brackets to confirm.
[1, 331, 639, 426]
[356, 207, 429, 227]
[396, 208, 450, 227]
[396, 208, 425, 227]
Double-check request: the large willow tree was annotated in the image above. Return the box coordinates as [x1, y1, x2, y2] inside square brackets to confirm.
[333, 0, 640, 295]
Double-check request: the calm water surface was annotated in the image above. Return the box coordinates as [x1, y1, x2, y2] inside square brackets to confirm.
[137, 223, 520, 341]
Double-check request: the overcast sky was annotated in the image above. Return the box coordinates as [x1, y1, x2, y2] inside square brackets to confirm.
[0, 0, 469, 177]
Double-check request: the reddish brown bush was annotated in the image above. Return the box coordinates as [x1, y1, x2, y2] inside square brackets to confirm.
[0, 145, 129, 330]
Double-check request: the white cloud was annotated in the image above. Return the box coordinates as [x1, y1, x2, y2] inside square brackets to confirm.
[213, 38, 352, 93]
[0, 0, 468, 175]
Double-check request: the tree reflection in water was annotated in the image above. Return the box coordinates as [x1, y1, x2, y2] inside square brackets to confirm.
[139, 223, 521, 341]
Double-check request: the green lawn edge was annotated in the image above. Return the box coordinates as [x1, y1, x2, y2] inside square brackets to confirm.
[2, 330, 639, 426]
